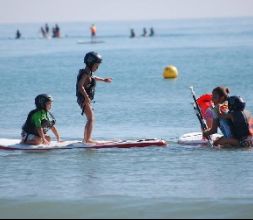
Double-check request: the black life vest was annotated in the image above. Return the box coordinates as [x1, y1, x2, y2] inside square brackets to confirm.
[230, 111, 250, 140]
[22, 109, 56, 136]
[76, 69, 96, 100]
[41, 113, 56, 134]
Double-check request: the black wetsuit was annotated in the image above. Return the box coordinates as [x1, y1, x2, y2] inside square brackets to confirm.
[230, 110, 253, 147]
[230, 111, 250, 141]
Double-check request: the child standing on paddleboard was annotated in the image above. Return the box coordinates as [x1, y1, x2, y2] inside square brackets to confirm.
[76, 51, 112, 144]
[21, 94, 62, 145]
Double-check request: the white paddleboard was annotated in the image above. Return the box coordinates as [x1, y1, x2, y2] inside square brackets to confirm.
[0, 138, 167, 151]
[178, 132, 222, 145]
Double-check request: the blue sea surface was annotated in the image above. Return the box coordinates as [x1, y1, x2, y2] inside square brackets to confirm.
[0, 17, 253, 218]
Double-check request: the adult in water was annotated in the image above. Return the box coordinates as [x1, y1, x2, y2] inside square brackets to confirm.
[76, 52, 112, 144]
[203, 86, 233, 146]
[21, 94, 62, 145]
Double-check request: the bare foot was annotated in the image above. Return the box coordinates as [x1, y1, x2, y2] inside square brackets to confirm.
[82, 139, 100, 144]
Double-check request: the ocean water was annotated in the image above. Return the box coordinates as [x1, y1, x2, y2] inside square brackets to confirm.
[0, 17, 253, 218]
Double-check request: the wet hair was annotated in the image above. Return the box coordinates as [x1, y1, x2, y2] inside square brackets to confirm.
[212, 86, 230, 99]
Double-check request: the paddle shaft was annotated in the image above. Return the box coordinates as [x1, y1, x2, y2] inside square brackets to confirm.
[190, 87, 214, 147]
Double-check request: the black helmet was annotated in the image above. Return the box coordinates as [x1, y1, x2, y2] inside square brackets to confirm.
[228, 96, 246, 111]
[35, 94, 53, 110]
[84, 51, 102, 68]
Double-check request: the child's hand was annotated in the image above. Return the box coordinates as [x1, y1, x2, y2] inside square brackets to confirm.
[104, 78, 112, 83]
[203, 130, 209, 139]
[56, 136, 63, 143]
[42, 139, 50, 145]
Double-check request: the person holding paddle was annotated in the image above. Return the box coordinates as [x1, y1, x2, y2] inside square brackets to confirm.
[203, 86, 233, 146]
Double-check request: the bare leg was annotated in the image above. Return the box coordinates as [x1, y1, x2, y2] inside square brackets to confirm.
[21, 135, 51, 145]
[83, 104, 96, 144]
[214, 137, 240, 148]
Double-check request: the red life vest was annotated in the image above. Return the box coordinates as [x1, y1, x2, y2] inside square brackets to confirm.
[197, 94, 213, 116]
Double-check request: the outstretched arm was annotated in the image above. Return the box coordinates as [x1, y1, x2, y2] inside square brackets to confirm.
[94, 76, 112, 83]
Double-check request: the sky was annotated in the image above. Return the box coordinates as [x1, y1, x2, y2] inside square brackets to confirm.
[0, 0, 253, 24]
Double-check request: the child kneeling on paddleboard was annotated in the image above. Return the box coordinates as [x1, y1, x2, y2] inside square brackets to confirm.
[203, 86, 233, 146]
[76, 51, 112, 144]
[21, 94, 62, 145]
[217, 96, 253, 148]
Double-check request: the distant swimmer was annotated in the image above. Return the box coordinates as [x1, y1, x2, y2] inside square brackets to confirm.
[149, 27, 155, 37]
[130, 28, 136, 38]
[141, 27, 147, 37]
[21, 94, 62, 145]
[15, 29, 21, 39]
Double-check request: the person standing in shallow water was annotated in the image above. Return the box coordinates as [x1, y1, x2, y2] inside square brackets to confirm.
[149, 27, 155, 37]
[45, 23, 49, 35]
[40, 27, 47, 38]
[45, 23, 50, 39]
[130, 29, 136, 38]
[16, 29, 21, 39]
[76, 52, 112, 144]
[141, 27, 147, 37]
[53, 24, 60, 38]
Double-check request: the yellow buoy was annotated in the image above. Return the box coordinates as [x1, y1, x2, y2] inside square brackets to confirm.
[163, 65, 178, 79]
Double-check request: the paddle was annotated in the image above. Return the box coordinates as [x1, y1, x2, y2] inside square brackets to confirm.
[189, 86, 214, 148]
